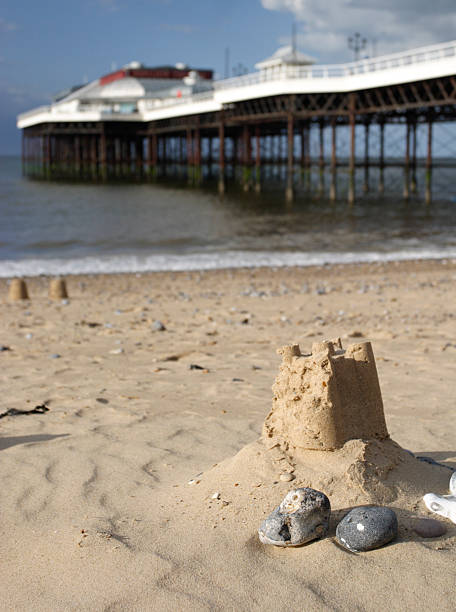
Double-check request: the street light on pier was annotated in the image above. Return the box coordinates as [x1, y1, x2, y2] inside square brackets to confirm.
[348, 32, 367, 61]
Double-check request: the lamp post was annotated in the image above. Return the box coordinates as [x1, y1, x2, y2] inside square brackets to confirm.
[348, 32, 367, 61]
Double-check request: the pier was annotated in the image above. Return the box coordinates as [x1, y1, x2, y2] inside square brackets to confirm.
[17, 40, 456, 203]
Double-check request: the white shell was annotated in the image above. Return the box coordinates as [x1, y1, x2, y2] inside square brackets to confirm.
[423, 472, 456, 524]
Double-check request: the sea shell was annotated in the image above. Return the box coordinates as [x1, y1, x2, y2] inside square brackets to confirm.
[258, 487, 331, 547]
[423, 472, 456, 524]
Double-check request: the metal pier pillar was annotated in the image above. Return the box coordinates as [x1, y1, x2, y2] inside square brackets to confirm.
[255, 125, 261, 193]
[403, 121, 410, 200]
[330, 119, 337, 201]
[378, 121, 385, 195]
[218, 120, 225, 194]
[425, 115, 433, 205]
[363, 121, 370, 193]
[286, 113, 294, 202]
[348, 95, 356, 205]
[318, 119, 325, 197]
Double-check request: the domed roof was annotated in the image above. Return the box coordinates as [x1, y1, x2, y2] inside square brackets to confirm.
[255, 45, 316, 70]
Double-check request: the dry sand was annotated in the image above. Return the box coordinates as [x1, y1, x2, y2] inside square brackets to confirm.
[1, 260, 456, 611]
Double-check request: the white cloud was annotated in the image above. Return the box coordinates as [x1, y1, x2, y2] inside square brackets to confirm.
[261, 0, 456, 62]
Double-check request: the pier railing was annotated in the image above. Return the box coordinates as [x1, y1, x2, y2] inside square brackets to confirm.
[214, 39, 456, 90]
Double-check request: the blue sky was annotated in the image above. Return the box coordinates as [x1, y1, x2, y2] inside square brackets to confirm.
[2, 0, 456, 153]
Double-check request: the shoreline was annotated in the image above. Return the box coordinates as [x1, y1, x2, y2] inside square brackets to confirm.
[1, 249, 456, 279]
[1, 256, 455, 298]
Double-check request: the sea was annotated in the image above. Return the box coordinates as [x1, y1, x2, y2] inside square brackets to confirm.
[1, 155, 456, 277]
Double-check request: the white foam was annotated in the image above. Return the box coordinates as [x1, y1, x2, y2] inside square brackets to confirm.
[1, 248, 456, 278]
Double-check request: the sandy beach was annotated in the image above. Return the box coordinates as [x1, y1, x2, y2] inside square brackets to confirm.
[1, 259, 456, 611]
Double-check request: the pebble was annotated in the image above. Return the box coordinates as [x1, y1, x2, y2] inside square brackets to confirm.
[413, 518, 447, 538]
[0, 345, 11, 352]
[153, 320, 166, 331]
[258, 487, 331, 547]
[109, 348, 124, 355]
[279, 473, 295, 482]
[211, 492, 221, 500]
[25, 333, 33, 340]
[336, 506, 398, 552]
[50, 353, 61, 359]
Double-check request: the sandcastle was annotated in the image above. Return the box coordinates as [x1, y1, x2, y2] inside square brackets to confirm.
[264, 338, 389, 451]
[49, 278, 68, 300]
[8, 278, 29, 301]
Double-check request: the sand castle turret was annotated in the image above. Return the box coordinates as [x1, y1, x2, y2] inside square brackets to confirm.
[49, 278, 68, 300]
[263, 338, 389, 451]
[8, 278, 29, 301]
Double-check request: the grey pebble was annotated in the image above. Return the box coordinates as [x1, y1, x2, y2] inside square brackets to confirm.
[50, 353, 61, 359]
[153, 320, 166, 331]
[258, 487, 330, 547]
[413, 518, 447, 538]
[0, 345, 11, 352]
[336, 506, 398, 552]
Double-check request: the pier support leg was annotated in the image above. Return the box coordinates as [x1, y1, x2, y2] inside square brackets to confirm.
[425, 116, 433, 205]
[242, 124, 251, 191]
[403, 121, 410, 200]
[218, 121, 225, 194]
[255, 125, 261, 193]
[378, 121, 385, 195]
[411, 120, 417, 194]
[330, 119, 337, 202]
[318, 119, 325, 197]
[348, 98, 356, 205]
[100, 125, 107, 182]
[186, 129, 193, 185]
[286, 113, 294, 202]
[304, 123, 311, 190]
[363, 122, 369, 194]
[194, 127, 201, 185]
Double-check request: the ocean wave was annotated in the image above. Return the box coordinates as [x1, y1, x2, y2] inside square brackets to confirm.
[1, 248, 456, 277]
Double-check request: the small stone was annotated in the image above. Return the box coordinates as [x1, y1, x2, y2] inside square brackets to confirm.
[25, 333, 33, 340]
[280, 473, 295, 482]
[50, 353, 61, 359]
[336, 506, 398, 552]
[413, 518, 447, 538]
[258, 487, 331, 547]
[0, 345, 11, 352]
[211, 492, 221, 500]
[153, 320, 166, 331]
[109, 348, 124, 355]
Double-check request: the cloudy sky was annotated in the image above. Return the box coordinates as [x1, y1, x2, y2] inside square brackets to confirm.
[1, 0, 455, 153]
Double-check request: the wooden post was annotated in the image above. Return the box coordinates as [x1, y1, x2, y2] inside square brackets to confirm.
[255, 124, 261, 193]
[379, 121, 385, 195]
[286, 113, 294, 202]
[425, 115, 433, 205]
[330, 118, 337, 201]
[218, 120, 225, 194]
[403, 120, 410, 200]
